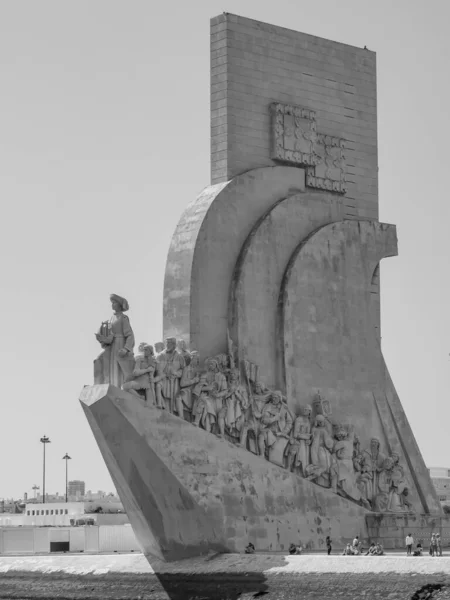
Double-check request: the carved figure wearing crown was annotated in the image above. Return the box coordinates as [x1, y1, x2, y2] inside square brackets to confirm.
[154, 337, 185, 412]
[284, 404, 312, 476]
[94, 294, 135, 388]
[258, 391, 293, 459]
[122, 342, 157, 404]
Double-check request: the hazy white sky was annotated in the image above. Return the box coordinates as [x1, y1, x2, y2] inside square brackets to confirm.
[0, 0, 449, 499]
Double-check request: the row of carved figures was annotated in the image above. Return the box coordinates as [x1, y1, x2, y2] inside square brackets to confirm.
[93, 294, 412, 514]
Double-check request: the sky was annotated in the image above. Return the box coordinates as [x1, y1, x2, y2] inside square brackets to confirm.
[0, 0, 449, 499]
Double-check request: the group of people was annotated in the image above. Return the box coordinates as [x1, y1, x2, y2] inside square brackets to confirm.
[406, 533, 443, 557]
[341, 536, 384, 556]
[244, 533, 445, 557]
[94, 295, 411, 514]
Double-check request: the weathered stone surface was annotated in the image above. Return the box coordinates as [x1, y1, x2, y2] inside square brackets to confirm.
[229, 190, 344, 390]
[366, 513, 450, 550]
[80, 385, 228, 562]
[164, 166, 305, 357]
[210, 14, 378, 222]
[80, 385, 371, 561]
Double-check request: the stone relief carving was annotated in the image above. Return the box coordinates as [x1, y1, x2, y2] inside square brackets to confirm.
[122, 342, 157, 405]
[154, 337, 185, 412]
[271, 102, 347, 194]
[92, 303, 412, 513]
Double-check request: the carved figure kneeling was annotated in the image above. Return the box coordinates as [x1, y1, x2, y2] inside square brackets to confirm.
[122, 343, 157, 405]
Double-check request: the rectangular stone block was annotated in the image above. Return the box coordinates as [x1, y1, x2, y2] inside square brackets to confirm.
[210, 13, 378, 209]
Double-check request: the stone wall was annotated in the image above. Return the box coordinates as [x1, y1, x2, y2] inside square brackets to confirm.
[210, 13, 378, 221]
[366, 513, 450, 549]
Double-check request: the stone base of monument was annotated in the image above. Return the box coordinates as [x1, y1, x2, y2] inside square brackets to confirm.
[80, 384, 374, 563]
[366, 513, 450, 549]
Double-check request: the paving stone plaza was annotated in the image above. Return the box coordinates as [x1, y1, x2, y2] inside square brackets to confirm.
[0, 553, 449, 599]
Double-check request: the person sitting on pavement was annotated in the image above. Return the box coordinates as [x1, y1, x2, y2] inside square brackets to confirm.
[365, 542, 377, 555]
[342, 543, 354, 555]
[289, 543, 303, 555]
[374, 543, 384, 556]
[413, 543, 423, 557]
[245, 542, 255, 554]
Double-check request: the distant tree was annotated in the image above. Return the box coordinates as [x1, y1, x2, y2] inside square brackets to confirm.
[442, 505, 450, 515]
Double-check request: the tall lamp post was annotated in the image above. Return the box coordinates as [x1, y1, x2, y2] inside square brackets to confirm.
[62, 453, 71, 503]
[40, 435, 51, 503]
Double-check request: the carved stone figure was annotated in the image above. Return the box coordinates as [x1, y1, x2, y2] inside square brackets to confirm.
[312, 393, 333, 435]
[363, 438, 386, 503]
[258, 391, 293, 459]
[154, 342, 165, 355]
[175, 351, 200, 420]
[215, 353, 231, 376]
[240, 381, 271, 452]
[94, 294, 135, 388]
[387, 453, 409, 512]
[330, 425, 362, 503]
[309, 415, 334, 487]
[204, 358, 228, 395]
[191, 373, 221, 432]
[177, 339, 192, 365]
[284, 404, 312, 476]
[122, 343, 157, 404]
[216, 369, 249, 438]
[373, 456, 394, 512]
[155, 337, 185, 412]
[353, 442, 372, 508]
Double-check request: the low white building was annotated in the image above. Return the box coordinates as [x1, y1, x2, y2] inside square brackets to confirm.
[24, 502, 85, 527]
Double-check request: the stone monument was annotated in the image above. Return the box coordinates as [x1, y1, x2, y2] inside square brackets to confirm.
[80, 14, 444, 564]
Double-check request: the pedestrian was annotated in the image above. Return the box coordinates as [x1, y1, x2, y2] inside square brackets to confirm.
[430, 533, 437, 557]
[326, 535, 332, 555]
[436, 534, 442, 557]
[405, 532, 414, 555]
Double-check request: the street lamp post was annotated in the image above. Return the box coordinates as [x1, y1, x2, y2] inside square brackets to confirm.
[40, 436, 51, 503]
[62, 453, 71, 503]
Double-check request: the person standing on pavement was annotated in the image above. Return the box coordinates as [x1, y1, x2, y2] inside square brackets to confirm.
[430, 533, 438, 556]
[405, 533, 414, 555]
[436, 534, 442, 557]
[326, 536, 332, 555]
